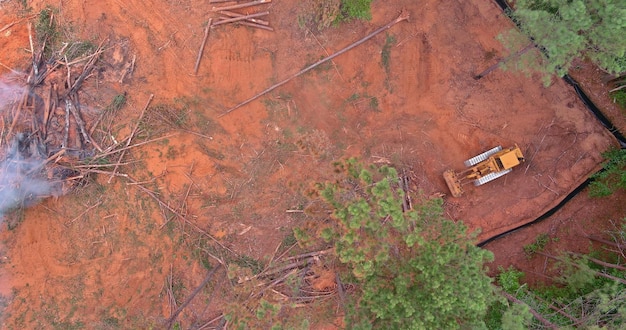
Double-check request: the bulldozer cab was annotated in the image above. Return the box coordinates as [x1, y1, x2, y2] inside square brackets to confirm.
[495, 146, 524, 170]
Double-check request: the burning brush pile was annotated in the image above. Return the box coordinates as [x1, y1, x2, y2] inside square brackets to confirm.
[0, 16, 135, 220]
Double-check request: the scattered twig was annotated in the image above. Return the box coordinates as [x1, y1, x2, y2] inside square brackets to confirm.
[119, 54, 136, 83]
[0, 14, 37, 34]
[533, 175, 559, 196]
[67, 200, 103, 224]
[219, 10, 410, 117]
[0, 61, 23, 75]
[65, 41, 106, 96]
[93, 133, 177, 160]
[107, 94, 154, 183]
[524, 120, 554, 175]
[72, 160, 139, 168]
[307, 28, 344, 82]
[125, 173, 238, 255]
[179, 128, 213, 140]
[282, 248, 333, 262]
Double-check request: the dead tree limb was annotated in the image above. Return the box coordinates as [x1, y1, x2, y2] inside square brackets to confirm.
[219, 10, 410, 117]
[586, 235, 625, 251]
[537, 251, 626, 286]
[213, 12, 269, 26]
[67, 96, 96, 149]
[568, 252, 626, 271]
[211, 0, 271, 12]
[6, 87, 29, 139]
[165, 265, 222, 330]
[474, 43, 534, 79]
[27, 23, 38, 78]
[223, 20, 273, 31]
[63, 98, 70, 148]
[194, 19, 213, 75]
[219, 10, 270, 26]
[533, 294, 580, 325]
[502, 291, 558, 329]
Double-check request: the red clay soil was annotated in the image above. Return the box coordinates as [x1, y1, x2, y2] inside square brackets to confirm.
[0, 0, 623, 328]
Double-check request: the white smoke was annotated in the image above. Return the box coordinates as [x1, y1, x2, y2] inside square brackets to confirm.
[0, 134, 58, 219]
[0, 78, 59, 219]
[0, 77, 23, 108]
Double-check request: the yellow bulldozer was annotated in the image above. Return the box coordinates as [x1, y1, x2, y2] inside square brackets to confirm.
[443, 144, 525, 197]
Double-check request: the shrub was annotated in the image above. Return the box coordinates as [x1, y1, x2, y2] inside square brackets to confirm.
[589, 148, 626, 197]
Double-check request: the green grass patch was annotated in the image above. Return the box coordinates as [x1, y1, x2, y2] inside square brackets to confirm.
[381, 34, 396, 74]
[610, 89, 626, 110]
[338, 0, 372, 21]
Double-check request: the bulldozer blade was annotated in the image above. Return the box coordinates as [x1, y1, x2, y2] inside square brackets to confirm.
[443, 169, 463, 197]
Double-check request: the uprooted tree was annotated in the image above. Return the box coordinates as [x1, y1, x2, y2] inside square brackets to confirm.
[308, 159, 497, 329]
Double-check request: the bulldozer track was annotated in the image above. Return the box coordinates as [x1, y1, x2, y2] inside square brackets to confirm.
[473, 168, 512, 186]
[464, 146, 502, 167]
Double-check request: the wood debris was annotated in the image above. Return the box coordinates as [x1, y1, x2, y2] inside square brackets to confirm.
[210, 0, 273, 31]
[0, 16, 158, 215]
[193, 0, 273, 74]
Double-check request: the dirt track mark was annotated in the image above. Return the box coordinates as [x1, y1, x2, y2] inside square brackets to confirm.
[417, 34, 432, 94]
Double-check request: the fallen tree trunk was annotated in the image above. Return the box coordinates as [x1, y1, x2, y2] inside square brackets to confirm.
[219, 10, 410, 117]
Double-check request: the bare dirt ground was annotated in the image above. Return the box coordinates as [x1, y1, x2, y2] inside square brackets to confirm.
[0, 0, 623, 328]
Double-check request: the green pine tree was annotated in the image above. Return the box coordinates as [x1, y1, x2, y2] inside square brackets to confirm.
[504, 0, 626, 83]
[316, 159, 496, 329]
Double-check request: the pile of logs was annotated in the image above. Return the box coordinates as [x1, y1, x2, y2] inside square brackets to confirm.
[194, 0, 273, 74]
[210, 0, 273, 31]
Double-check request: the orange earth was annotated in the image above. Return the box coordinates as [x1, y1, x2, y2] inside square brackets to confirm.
[0, 0, 623, 328]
